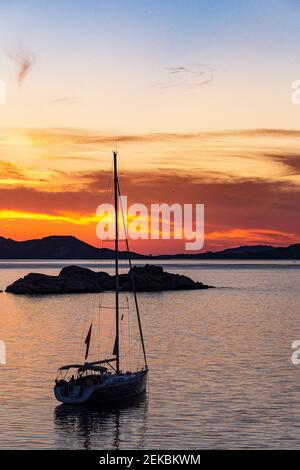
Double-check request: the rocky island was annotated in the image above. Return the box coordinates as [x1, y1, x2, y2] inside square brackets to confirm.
[5, 264, 214, 295]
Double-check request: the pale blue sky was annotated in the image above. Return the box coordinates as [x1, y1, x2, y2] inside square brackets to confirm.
[0, 0, 300, 132]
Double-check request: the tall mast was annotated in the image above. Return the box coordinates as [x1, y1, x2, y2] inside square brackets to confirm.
[113, 150, 120, 373]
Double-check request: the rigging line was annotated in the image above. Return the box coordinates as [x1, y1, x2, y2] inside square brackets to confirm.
[117, 178, 148, 369]
[77, 275, 102, 356]
[98, 293, 104, 359]
[77, 159, 113, 362]
[93, 161, 113, 340]
[113, 150, 120, 374]
[77, 298, 91, 361]
[98, 303, 103, 359]
[94, 161, 113, 265]
[120, 317, 127, 371]
[137, 339, 142, 370]
[121, 339, 141, 365]
[91, 277, 99, 360]
[86, 160, 113, 361]
[61, 271, 92, 361]
[103, 303, 115, 359]
[77, 267, 102, 361]
[95, 161, 114, 360]
[126, 295, 132, 372]
[121, 337, 139, 355]
[97, 306, 128, 309]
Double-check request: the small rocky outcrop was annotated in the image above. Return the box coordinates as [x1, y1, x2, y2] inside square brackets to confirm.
[5, 264, 214, 295]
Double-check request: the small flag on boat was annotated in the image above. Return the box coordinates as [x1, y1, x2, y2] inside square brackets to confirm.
[113, 336, 118, 356]
[84, 323, 93, 360]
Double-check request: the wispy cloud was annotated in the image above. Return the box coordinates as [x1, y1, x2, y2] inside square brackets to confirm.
[3, 127, 300, 192]
[47, 154, 103, 163]
[155, 65, 214, 90]
[0, 161, 25, 179]
[8, 49, 36, 85]
[24, 127, 300, 147]
[265, 153, 300, 176]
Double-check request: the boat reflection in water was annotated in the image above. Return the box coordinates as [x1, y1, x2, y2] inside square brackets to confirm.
[53, 393, 148, 450]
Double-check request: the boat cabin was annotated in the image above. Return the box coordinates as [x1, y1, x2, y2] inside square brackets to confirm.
[55, 359, 117, 388]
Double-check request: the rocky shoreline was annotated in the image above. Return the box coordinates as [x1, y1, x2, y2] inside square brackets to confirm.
[5, 264, 214, 295]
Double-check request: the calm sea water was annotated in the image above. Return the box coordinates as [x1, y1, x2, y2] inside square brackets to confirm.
[0, 259, 300, 449]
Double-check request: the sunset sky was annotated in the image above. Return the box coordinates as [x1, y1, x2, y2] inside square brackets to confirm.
[0, 0, 300, 254]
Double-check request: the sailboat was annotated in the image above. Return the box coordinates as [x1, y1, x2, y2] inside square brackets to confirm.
[54, 151, 148, 405]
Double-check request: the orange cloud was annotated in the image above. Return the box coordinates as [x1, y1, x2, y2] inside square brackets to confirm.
[1, 127, 300, 252]
[0, 168, 299, 253]
[206, 228, 300, 245]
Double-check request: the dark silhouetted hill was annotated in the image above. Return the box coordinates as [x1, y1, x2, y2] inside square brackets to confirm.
[0, 235, 146, 259]
[155, 244, 300, 259]
[0, 236, 299, 259]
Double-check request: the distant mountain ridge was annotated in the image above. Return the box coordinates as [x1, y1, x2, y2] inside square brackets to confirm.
[0, 235, 146, 259]
[0, 235, 299, 259]
[158, 244, 300, 260]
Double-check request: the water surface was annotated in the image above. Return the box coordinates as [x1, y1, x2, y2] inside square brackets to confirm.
[0, 260, 299, 449]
